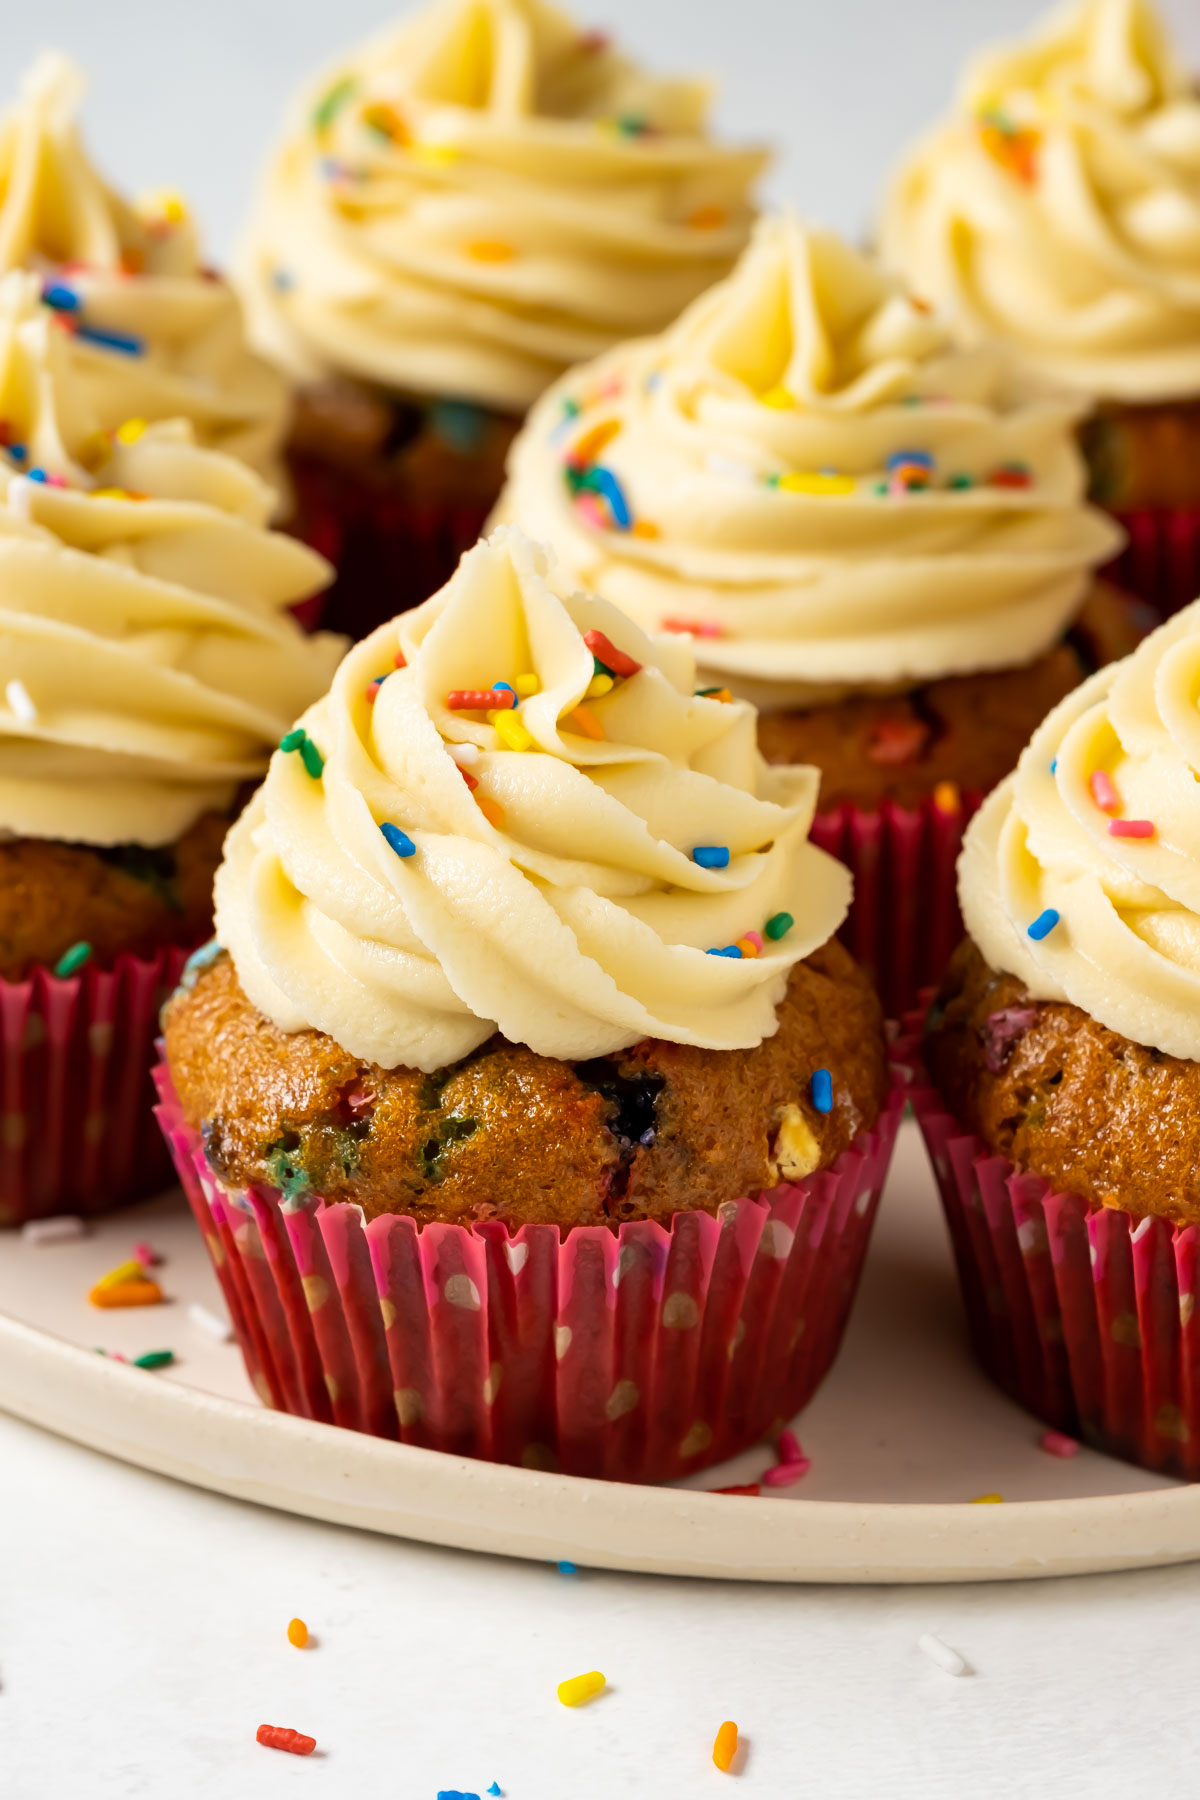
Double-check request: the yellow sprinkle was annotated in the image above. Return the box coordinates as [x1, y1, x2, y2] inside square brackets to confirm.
[466, 239, 516, 262]
[90, 487, 133, 501]
[572, 419, 621, 464]
[712, 1720, 739, 1772]
[412, 142, 460, 165]
[585, 673, 614, 699]
[476, 795, 505, 830]
[116, 418, 147, 445]
[735, 937, 760, 960]
[971, 1493, 1004, 1504]
[287, 1617, 309, 1648]
[776, 471, 855, 496]
[760, 384, 795, 410]
[139, 187, 188, 225]
[933, 780, 961, 815]
[492, 708, 534, 752]
[687, 204, 727, 230]
[630, 519, 660, 538]
[513, 673, 541, 698]
[557, 1671, 606, 1708]
[566, 704, 605, 741]
[96, 1258, 147, 1290]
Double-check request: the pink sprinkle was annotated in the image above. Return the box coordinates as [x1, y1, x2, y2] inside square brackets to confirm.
[133, 1240, 159, 1268]
[778, 1427, 803, 1464]
[1089, 770, 1119, 814]
[762, 1459, 811, 1488]
[575, 493, 609, 530]
[1108, 819, 1154, 839]
[660, 616, 725, 639]
[741, 931, 764, 956]
[1040, 1429, 1079, 1458]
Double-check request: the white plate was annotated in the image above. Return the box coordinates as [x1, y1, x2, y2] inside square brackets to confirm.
[1, 1120, 1196, 1583]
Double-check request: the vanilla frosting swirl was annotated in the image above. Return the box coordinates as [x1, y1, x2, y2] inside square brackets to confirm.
[881, 0, 1200, 404]
[961, 598, 1200, 1058]
[0, 54, 288, 476]
[215, 528, 848, 1070]
[239, 0, 767, 414]
[496, 215, 1122, 708]
[0, 273, 343, 848]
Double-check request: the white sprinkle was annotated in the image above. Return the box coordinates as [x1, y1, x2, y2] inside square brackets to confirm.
[706, 452, 757, 483]
[7, 476, 33, 522]
[188, 1301, 234, 1342]
[917, 1633, 968, 1677]
[448, 742, 481, 767]
[5, 679, 36, 723]
[22, 1214, 86, 1245]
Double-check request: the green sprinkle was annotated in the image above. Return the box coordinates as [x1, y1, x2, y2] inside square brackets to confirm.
[133, 1350, 175, 1371]
[280, 727, 307, 753]
[299, 737, 325, 779]
[592, 654, 615, 678]
[764, 912, 794, 941]
[562, 396, 581, 419]
[947, 472, 976, 489]
[695, 686, 724, 696]
[313, 76, 357, 135]
[53, 941, 92, 978]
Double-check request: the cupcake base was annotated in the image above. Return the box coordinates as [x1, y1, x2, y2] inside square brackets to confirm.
[154, 1060, 905, 1483]
[906, 1038, 1200, 1481]
[1106, 507, 1200, 622]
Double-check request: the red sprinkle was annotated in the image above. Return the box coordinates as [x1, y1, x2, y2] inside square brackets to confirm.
[711, 1483, 761, 1496]
[583, 628, 642, 679]
[866, 717, 930, 766]
[459, 765, 479, 792]
[1108, 819, 1154, 839]
[1089, 770, 1120, 814]
[661, 615, 724, 639]
[256, 1725, 316, 1757]
[447, 688, 515, 712]
[394, 649, 407, 669]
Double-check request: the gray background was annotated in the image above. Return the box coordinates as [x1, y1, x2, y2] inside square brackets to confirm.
[8, 0, 1200, 264]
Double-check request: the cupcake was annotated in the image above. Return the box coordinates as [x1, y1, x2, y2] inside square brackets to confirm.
[0, 271, 342, 1224]
[495, 214, 1131, 1014]
[238, 0, 767, 640]
[880, 0, 1200, 617]
[155, 528, 903, 1481]
[0, 53, 288, 488]
[917, 597, 1200, 1476]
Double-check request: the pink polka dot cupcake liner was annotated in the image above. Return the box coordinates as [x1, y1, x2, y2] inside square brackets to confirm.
[811, 789, 982, 1023]
[901, 1032, 1200, 1480]
[153, 1059, 906, 1483]
[0, 945, 189, 1226]
[1107, 506, 1200, 622]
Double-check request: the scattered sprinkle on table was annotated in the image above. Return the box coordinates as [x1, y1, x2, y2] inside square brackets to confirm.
[1026, 909, 1059, 942]
[22, 1215, 86, 1245]
[188, 1302, 233, 1341]
[917, 1632, 967, 1677]
[287, 1617, 309, 1648]
[256, 1724, 316, 1756]
[712, 1483, 761, 1496]
[970, 1493, 1003, 1504]
[132, 1350, 174, 1370]
[487, 1785, 502, 1797]
[53, 942, 92, 978]
[132, 1239, 159, 1268]
[88, 1275, 163, 1310]
[437, 1791, 481, 1800]
[1039, 1430, 1079, 1458]
[810, 1068, 833, 1114]
[556, 1560, 578, 1576]
[712, 1720, 739, 1772]
[557, 1670, 605, 1707]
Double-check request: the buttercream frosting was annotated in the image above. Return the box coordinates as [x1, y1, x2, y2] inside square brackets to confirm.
[961, 597, 1200, 1059]
[0, 271, 342, 848]
[0, 53, 288, 476]
[239, 0, 767, 414]
[496, 214, 1122, 709]
[880, 0, 1200, 404]
[215, 527, 850, 1071]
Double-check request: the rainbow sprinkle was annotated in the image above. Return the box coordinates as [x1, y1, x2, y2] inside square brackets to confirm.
[280, 728, 324, 779]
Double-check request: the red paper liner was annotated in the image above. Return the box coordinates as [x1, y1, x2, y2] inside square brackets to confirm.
[901, 1031, 1200, 1479]
[812, 790, 981, 1023]
[0, 945, 189, 1226]
[153, 1060, 905, 1481]
[287, 454, 493, 643]
[1105, 506, 1200, 621]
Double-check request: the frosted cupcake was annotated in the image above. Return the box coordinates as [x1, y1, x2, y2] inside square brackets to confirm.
[156, 528, 903, 1480]
[496, 214, 1130, 1012]
[0, 271, 342, 1223]
[239, 0, 766, 638]
[918, 598, 1200, 1476]
[880, 0, 1200, 616]
[0, 54, 287, 484]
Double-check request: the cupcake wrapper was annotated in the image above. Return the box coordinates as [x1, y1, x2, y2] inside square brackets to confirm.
[812, 790, 981, 1023]
[0, 946, 189, 1226]
[1106, 506, 1200, 621]
[903, 1040, 1200, 1479]
[153, 1060, 905, 1482]
[288, 455, 493, 642]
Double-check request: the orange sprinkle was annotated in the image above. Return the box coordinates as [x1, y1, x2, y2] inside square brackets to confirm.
[89, 1277, 164, 1309]
[567, 704, 605, 741]
[287, 1618, 309, 1648]
[630, 519, 660, 538]
[713, 1720, 739, 1772]
[735, 937, 760, 960]
[466, 240, 516, 263]
[933, 780, 961, 815]
[362, 101, 410, 144]
[476, 795, 505, 829]
[572, 419, 621, 464]
[687, 204, 727, 230]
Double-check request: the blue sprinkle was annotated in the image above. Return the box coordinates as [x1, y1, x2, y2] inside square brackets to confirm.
[7, 444, 26, 463]
[42, 282, 81, 314]
[586, 463, 632, 530]
[692, 845, 730, 869]
[1050, 759, 1057, 774]
[556, 1559, 578, 1576]
[75, 324, 146, 357]
[810, 1067, 833, 1114]
[27, 467, 47, 483]
[1027, 908, 1060, 942]
[707, 944, 742, 958]
[488, 1787, 502, 1798]
[437, 1792, 481, 1800]
[381, 822, 416, 859]
[886, 447, 935, 471]
[492, 681, 516, 699]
